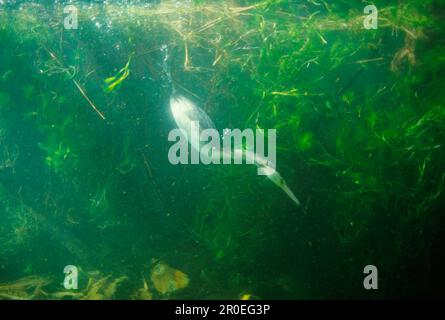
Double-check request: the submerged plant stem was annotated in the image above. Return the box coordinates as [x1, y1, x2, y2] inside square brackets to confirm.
[73, 80, 106, 120]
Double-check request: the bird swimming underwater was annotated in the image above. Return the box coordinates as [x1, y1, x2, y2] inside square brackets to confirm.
[169, 94, 301, 207]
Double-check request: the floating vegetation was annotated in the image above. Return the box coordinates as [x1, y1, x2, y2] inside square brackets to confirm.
[0, 0, 444, 299]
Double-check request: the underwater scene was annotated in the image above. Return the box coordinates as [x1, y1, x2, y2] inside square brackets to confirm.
[0, 0, 444, 300]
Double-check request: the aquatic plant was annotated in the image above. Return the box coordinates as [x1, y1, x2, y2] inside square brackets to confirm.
[150, 259, 189, 296]
[0, 276, 51, 300]
[49, 271, 128, 300]
[0, 0, 444, 299]
[104, 54, 133, 93]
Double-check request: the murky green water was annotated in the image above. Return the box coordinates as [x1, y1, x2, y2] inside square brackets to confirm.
[0, 0, 444, 299]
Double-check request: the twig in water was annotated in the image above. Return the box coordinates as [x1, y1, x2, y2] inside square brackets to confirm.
[73, 80, 106, 120]
[45, 48, 106, 120]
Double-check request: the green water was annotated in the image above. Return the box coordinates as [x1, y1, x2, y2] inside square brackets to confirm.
[0, 0, 444, 299]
